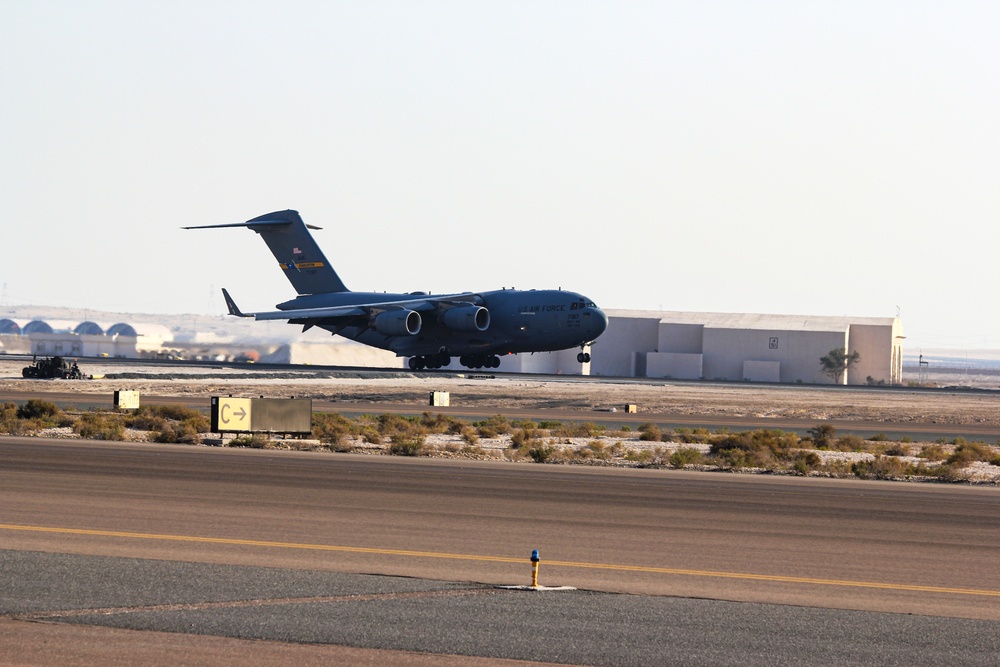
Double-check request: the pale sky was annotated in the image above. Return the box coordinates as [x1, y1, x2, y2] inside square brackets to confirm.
[2, 1, 998, 350]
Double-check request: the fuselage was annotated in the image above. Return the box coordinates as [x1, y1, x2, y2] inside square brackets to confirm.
[278, 288, 608, 357]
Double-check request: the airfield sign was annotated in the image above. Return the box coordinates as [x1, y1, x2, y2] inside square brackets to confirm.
[210, 397, 312, 435]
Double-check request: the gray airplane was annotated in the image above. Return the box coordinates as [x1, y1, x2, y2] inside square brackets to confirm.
[185, 210, 608, 370]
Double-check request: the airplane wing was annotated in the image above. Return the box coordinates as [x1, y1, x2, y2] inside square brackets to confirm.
[221, 288, 480, 325]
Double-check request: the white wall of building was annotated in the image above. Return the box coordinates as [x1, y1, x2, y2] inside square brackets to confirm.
[847, 321, 904, 385]
[29, 333, 138, 358]
[590, 316, 659, 377]
[596, 310, 901, 385]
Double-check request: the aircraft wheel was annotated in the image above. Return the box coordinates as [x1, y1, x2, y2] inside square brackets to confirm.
[488, 356, 500, 368]
[408, 357, 420, 370]
[577, 352, 591, 363]
[439, 354, 451, 367]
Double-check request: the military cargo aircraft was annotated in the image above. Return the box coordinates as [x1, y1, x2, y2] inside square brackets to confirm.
[186, 210, 608, 370]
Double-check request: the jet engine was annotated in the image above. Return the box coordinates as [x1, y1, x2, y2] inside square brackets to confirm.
[371, 310, 421, 336]
[441, 305, 490, 332]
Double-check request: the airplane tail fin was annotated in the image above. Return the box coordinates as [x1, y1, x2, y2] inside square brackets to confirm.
[221, 288, 249, 317]
[185, 210, 349, 295]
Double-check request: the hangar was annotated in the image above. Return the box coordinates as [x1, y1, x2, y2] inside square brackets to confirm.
[492, 310, 903, 385]
[593, 311, 903, 385]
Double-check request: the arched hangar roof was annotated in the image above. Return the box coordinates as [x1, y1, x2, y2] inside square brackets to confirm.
[0, 318, 21, 335]
[23, 320, 53, 334]
[74, 321, 105, 335]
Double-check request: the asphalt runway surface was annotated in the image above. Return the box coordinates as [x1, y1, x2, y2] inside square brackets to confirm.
[3, 438, 1000, 665]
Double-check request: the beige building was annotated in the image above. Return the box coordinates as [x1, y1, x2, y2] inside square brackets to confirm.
[591, 310, 903, 385]
[29, 331, 139, 358]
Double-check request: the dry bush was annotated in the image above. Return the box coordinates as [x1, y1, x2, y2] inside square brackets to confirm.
[851, 455, 912, 480]
[312, 412, 358, 447]
[227, 434, 272, 449]
[474, 415, 511, 438]
[389, 433, 426, 456]
[947, 442, 998, 467]
[669, 447, 705, 468]
[919, 444, 947, 461]
[17, 399, 60, 420]
[75, 412, 126, 441]
[638, 422, 661, 442]
[709, 429, 800, 470]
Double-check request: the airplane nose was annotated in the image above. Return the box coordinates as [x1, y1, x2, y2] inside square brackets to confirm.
[588, 307, 609, 337]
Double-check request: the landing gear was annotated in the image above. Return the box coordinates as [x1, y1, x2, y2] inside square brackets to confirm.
[407, 353, 451, 371]
[459, 354, 500, 369]
[577, 352, 591, 363]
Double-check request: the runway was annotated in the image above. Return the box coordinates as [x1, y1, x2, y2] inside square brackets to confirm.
[3, 437, 1000, 663]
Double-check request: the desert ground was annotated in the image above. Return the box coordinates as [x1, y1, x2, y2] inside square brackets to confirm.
[3, 359, 1000, 426]
[4, 359, 1000, 483]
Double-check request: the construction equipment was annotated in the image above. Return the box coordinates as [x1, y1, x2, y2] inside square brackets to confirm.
[21, 356, 86, 380]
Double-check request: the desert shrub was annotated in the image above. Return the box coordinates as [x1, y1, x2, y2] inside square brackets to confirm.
[0, 402, 20, 433]
[883, 443, 910, 456]
[919, 444, 947, 461]
[510, 427, 543, 449]
[669, 447, 704, 468]
[460, 444, 487, 457]
[459, 426, 479, 445]
[792, 451, 822, 475]
[376, 413, 424, 439]
[129, 406, 210, 438]
[638, 423, 661, 442]
[125, 407, 169, 431]
[474, 415, 511, 438]
[553, 421, 604, 438]
[528, 443, 557, 463]
[947, 442, 995, 467]
[821, 459, 853, 477]
[581, 440, 611, 460]
[835, 434, 866, 452]
[714, 447, 753, 469]
[148, 405, 205, 422]
[17, 399, 60, 420]
[852, 455, 910, 480]
[625, 449, 656, 464]
[227, 433, 272, 448]
[685, 428, 714, 444]
[928, 463, 972, 482]
[312, 412, 358, 446]
[75, 412, 126, 441]
[806, 424, 837, 449]
[389, 433, 426, 456]
[153, 419, 203, 444]
[868, 432, 890, 442]
[538, 420, 562, 430]
[707, 430, 802, 470]
[420, 412, 465, 433]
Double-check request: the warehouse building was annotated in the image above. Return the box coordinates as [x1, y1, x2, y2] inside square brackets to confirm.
[590, 310, 903, 385]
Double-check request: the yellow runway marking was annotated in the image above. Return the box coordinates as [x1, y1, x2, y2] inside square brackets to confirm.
[4, 523, 999, 598]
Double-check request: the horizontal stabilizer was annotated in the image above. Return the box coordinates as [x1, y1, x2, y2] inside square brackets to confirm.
[185, 210, 348, 295]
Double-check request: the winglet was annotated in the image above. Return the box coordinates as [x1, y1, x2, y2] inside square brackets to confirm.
[221, 288, 249, 317]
